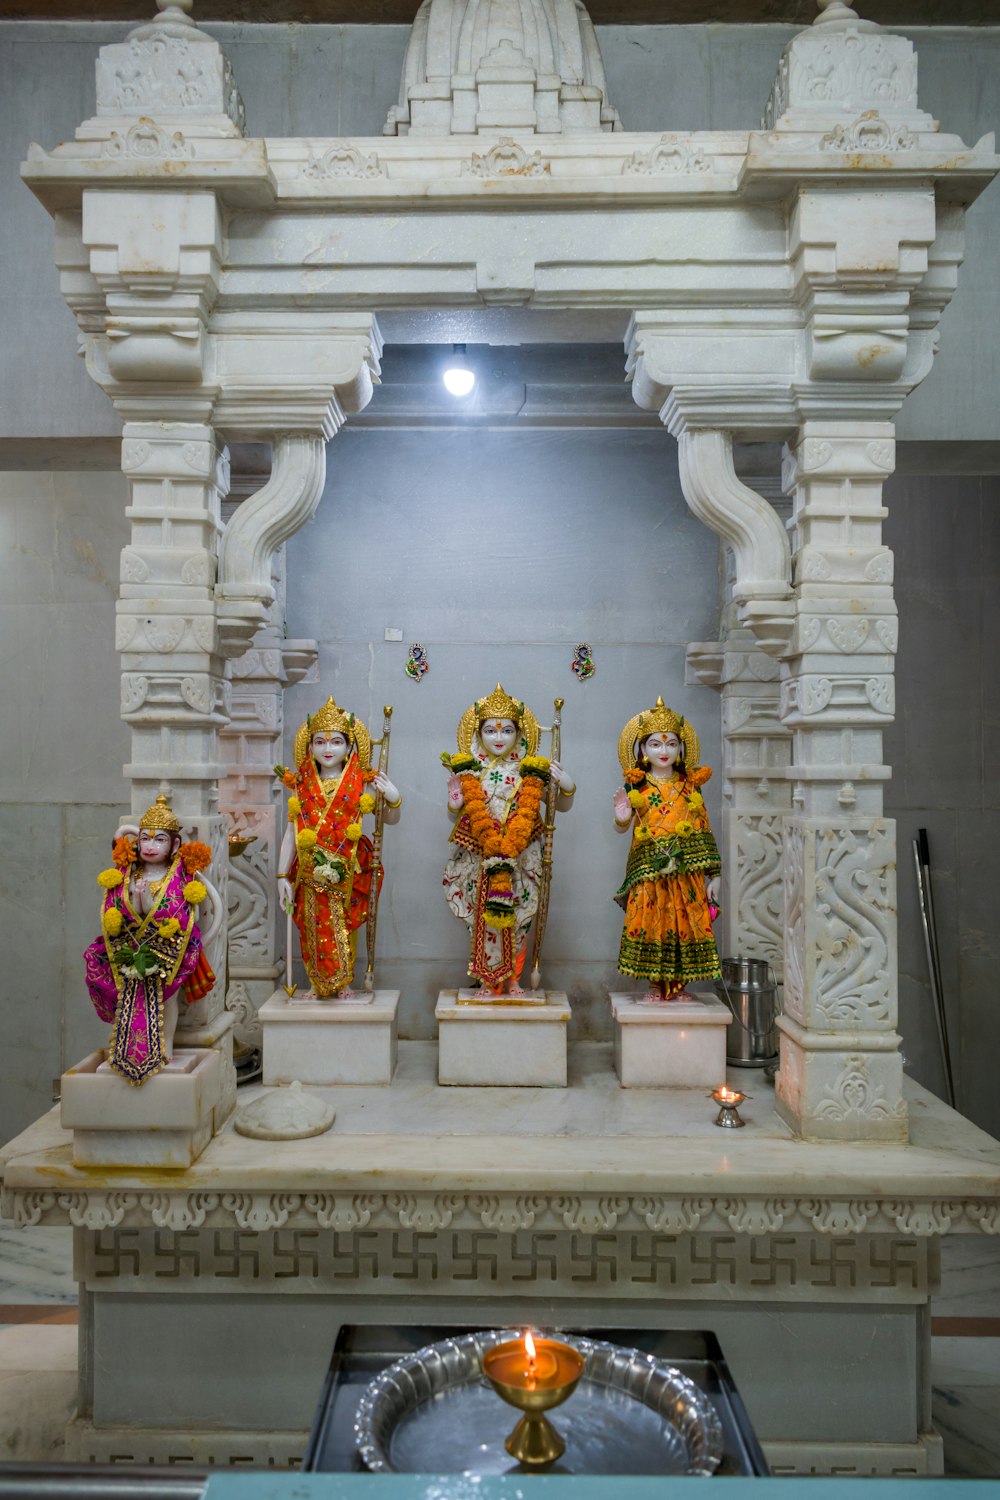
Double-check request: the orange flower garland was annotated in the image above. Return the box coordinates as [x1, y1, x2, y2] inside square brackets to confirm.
[112, 835, 137, 868]
[458, 771, 545, 860]
[180, 840, 212, 875]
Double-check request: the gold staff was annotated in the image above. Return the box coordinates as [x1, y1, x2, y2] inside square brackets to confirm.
[530, 696, 564, 993]
[364, 704, 393, 994]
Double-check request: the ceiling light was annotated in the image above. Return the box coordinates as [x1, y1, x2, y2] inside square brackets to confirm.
[442, 344, 476, 397]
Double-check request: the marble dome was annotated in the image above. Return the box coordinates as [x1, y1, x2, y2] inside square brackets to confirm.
[385, 0, 621, 136]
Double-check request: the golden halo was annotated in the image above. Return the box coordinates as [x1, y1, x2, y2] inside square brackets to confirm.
[457, 695, 539, 758]
[293, 700, 371, 773]
[618, 697, 700, 776]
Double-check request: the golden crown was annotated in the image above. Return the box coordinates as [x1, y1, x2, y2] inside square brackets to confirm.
[475, 684, 523, 725]
[138, 794, 181, 834]
[292, 697, 371, 772]
[618, 697, 701, 775]
[308, 697, 353, 738]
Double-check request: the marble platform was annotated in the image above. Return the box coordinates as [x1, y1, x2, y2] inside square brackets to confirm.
[60, 1048, 222, 1169]
[435, 990, 570, 1086]
[611, 991, 732, 1088]
[3, 1042, 1000, 1475]
[260, 990, 399, 1087]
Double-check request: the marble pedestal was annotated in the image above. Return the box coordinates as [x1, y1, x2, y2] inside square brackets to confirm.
[260, 990, 399, 1086]
[60, 1048, 222, 1169]
[436, 991, 570, 1086]
[4, 1046, 1000, 1475]
[611, 992, 732, 1088]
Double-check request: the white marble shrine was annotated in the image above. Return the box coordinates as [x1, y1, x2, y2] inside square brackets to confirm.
[3, 0, 1000, 1475]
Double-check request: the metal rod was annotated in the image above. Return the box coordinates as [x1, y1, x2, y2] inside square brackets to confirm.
[912, 830, 956, 1108]
[364, 704, 393, 993]
[529, 697, 563, 991]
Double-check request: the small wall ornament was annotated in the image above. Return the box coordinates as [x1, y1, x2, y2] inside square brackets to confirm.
[405, 643, 429, 681]
[571, 644, 595, 681]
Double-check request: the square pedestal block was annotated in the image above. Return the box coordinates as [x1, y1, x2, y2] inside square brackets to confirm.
[611, 992, 732, 1088]
[60, 1048, 222, 1168]
[260, 990, 399, 1086]
[436, 990, 570, 1087]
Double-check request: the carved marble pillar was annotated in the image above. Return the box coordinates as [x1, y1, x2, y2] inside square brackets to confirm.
[218, 508, 317, 1052]
[116, 423, 236, 1121]
[775, 423, 904, 1141]
[687, 469, 792, 977]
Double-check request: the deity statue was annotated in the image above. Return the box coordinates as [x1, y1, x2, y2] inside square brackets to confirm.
[84, 796, 222, 1085]
[442, 684, 575, 996]
[613, 699, 722, 1002]
[275, 697, 400, 999]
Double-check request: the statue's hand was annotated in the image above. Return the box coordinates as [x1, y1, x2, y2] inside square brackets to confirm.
[373, 771, 399, 802]
[612, 788, 631, 824]
[278, 879, 294, 913]
[551, 760, 576, 795]
[706, 875, 721, 904]
[447, 772, 464, 810]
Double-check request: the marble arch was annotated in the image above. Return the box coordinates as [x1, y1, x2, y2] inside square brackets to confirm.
[20, 0, 997, 1146]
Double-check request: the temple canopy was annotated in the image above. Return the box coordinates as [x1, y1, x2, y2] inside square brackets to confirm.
[385, 0, 622, 135]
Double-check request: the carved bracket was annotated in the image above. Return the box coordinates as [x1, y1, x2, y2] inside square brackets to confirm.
[675, 429, 794, 655]
[216, 435, 326, 658]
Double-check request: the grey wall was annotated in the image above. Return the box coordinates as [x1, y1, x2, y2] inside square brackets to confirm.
[0, 438, 997, 1146]
[884, 473, 1000, 1137]
[1, 20, 999, 451]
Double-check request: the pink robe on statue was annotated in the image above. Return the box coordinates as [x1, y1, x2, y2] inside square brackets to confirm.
[84, 857, 213, 1085]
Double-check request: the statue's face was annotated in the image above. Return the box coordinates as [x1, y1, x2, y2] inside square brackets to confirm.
[311, 731, 349, 771]
[138, 829, 176, 864]
[480, 718, 518, 757]
[643, 731, 682, 772]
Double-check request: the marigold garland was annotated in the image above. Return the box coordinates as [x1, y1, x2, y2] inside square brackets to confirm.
[180, 840, 212, 875]
[98, 868, 124, 889]
[158, 917, 181, 938]
[183, 880, 207, 905]
[112, 836, 136, 868]
[459, 770, 545, 860]
[623, 767, 647, 787]
[297, 828, 318, 852]
[103, 908, 123, 937]
[358, 794, 376, 815]
[345, 823, 363, 843]
[627, 789, 646, 809]
[287, 796, 302, 819]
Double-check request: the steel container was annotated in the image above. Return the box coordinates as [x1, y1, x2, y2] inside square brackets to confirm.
[715, 956, 779, 1068]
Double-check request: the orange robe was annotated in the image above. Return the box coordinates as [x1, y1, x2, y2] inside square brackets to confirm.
[615, 767, 721, 995]
[289, 753, 380, 996]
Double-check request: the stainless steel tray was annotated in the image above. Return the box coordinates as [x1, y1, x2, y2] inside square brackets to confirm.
[354, 1329, 724, 1476]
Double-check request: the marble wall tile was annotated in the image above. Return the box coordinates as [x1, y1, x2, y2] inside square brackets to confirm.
[954, 808, 1000, 1135]
[0, 1225, 75, 1305]
[0, 472, 128, 807]
[0, 805, 64, 1145]
[61, 803, 123, 1072]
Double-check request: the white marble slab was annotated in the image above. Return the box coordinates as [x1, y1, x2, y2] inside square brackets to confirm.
[611, 991, 732, 1088]
[436, 991, 570, 1087]
[261, 990, 399, 1086]
[61, 1048, 222, 1169]
[3, 1045, 1000, 1211]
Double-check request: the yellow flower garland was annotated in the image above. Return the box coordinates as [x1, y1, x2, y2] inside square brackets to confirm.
[98, 868, 123, 889]
[183, 879, 207, 904]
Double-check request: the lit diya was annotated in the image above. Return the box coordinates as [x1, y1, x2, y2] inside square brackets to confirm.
[709, 1084, 749, 1129]
[481, 1330, 585, 1466]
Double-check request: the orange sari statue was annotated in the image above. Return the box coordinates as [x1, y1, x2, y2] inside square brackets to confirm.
[613, 699, 722, 1002]
[275, 698, 401, 998]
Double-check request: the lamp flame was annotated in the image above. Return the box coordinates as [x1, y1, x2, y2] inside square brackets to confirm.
[525, 1330, 537, 1363]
